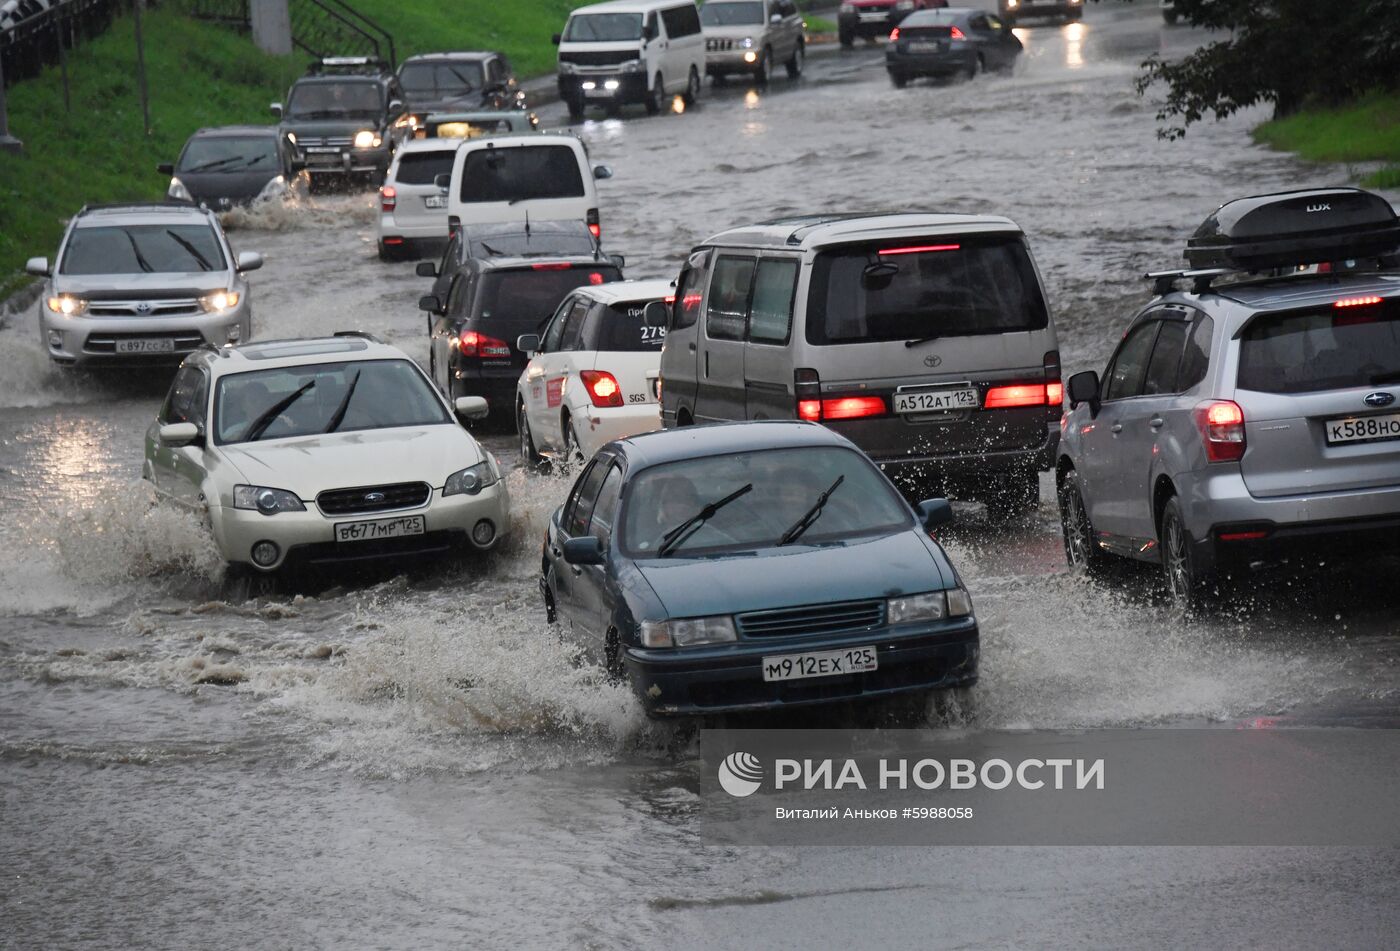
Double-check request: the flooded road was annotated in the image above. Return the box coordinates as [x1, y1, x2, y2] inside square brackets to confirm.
[3, 5, 1398, 947]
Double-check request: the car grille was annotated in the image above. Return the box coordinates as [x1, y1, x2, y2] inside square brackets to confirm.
[736, 599, 886, 639]
[83, 331, 205, 353]
[317, 481, 431, 516]
[297, 135, 354, 148]
[706, 38, 735, 51]
[559, 50, 639, 67]
[86, 298, 202, 317]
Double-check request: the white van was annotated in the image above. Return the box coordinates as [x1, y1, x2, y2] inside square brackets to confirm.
[553, 0, 705, 119]
[443, 133, 614, 240]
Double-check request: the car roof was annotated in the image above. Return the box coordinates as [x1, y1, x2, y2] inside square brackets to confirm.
[457, 131, 580, 151]
[190, 125, 279, 139]
[611, 420, 850, 471]
[189, 334, 408, 374]
[73, 203, 214, 228]
[570, 0, 691, 14]
[401, 51, 496, 64]
[292, 74, 386, 86]
[1176, 273, 1400, 321]
[425, 109, 529, 123]
[905, 8, 975, 22]
[703, 212, 1023, 251]
[395, 137, 462, 155]
[572, 278, 673, 305]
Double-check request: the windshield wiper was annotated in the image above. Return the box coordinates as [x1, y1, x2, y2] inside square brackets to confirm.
[123, 231, 154, 273]
[657, 483, 753, 557]
[165, 230, 213, 271]
[187, 155, 247, 173]
[446, 67, 476, 93]
[323, 370, 361, 433]
[244, 380, 315, 442]
[778, 475, 845, 546]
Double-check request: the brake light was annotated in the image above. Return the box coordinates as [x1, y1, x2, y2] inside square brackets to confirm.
[589, 223, 601, 238]
[458, 329, 512, 358]
[1047, 381, 1063, 405]
[1194, 400, 1245, 463]
[889, 27, 900, 40]
[1044, 349, 1062, 420]
[379, 185, 396, 211]
[1333, 296, 1382, 308]
[878, 244, 960, 256]
[950, 26, 966, 40]
[532, 262, 571, 270]
[823, 396, 886, 419]
[580, 370, 623, 407]
[1219, 530, 1268, 542]
[985, 384, 1050, 408]
[587, 208, 600, 239]
[798, 399, 822, 421]
[589, 272, 605, 285]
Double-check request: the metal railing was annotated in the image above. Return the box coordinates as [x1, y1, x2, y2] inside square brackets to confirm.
[1, 0, 120, 150]
[183, 0, 395, 68]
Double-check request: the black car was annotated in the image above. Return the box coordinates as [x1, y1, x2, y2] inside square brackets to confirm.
[158, 125, 305, 210]
[886, 7, 1021, 86]
[998, 0, 1083, 26]
[396, 51, 526, 125]
[416, 219, 610, 309]
[272, 57, 410, 188]
[420, 248, 623, 418]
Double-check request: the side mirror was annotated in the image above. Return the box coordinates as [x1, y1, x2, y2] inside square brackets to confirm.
[454, 396, 489, 419]
[389, 99, 404, 114]
[1067, 370, 1100, 412]
[416, 261, 437, 278]
[270, 102, 283, 118]
[608, 253, 625, 269]
[917, 498, 954, 530]
[236, 251, 263, 272]
[160, 422, 201, 447]
[516, 333, 540, 354]
[24, 256, 50, 277]
[562, 536, 605, 566]
[419, 295, 442, 313]
[593, 164, 613, 180]
[551, 32, 562, 45]
[771, 12, 783, 22]
[157, 162, 175, 175]
[642, 300, 669, 330]
[434, 172, 451, 191]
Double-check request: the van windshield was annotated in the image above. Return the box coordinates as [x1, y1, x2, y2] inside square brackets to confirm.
[564, 13, 643, 42]
[1237, 300, 1400, 394]
[458, 146, 586, 203]
[806, 236, 1049, 345]
[700, 2, 764, 26]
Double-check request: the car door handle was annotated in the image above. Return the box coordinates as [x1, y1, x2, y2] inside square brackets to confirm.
[1149, 416, 1165, 429]
[1110, 423, 1123, 434]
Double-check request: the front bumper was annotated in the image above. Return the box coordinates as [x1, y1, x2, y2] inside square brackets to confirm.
[301, 145, 392, 177]
[558, 72, 650, 106]
[628, 617, 978, 716]
[1004, 0, 1082, 16]
[573, 403, 662, 458]
[838, 10, 911, 39]
[41, 306, 251, 367]
[705, 50, 763, 73]
[212, 481, 510, 572]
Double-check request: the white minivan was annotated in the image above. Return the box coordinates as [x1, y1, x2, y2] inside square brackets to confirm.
[553, 0, 705, 120]
[443, 133, 614, 241]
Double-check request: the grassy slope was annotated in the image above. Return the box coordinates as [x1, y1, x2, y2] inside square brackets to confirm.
[1252, 93, 1400, 189]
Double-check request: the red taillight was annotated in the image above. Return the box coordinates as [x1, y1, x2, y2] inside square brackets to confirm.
[823, 396, 886, 419]
[1219, 530, 1268, 542]
[589, 271, 605, 285]
[379, 185, 396, 212]
[458, 329, 512, 359]
[985, 384, 1050, 408]
[1333, 295, 1382, 308]
[1194, 400, 1245, 463]
[383, 237, 403, 246]
[587, 208, 600, 239]
[889, 27, 900, 40]
[1047, 381, 1063, 406]
[798, 399, 822, 421]
[1043, 349, 1062, 420]
[878, 244, 960, 256]
[949, 25, 966, 40]
[589, 223, 601, 238]
[580, 370, 623, 408]
[532, 262, 571, 271]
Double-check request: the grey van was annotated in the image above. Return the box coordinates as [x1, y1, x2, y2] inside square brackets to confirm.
[657, 213, 1061, 517]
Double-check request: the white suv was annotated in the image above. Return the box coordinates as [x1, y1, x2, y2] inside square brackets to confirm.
[514, 278, 671, 466]
[143, 334, 509, 582]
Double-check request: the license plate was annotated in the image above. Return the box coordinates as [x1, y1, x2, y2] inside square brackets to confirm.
[894, 385, 979, 415]
[423, 195, 446, 209]
[114, 338, 175, 354]
[762, 645, 878, 682]
[306, 146, 340, 153]
[1325, 412, 1400, 445]
[908, 42, 944, 53]
[334, 514, 425, 543]
[584, 86, 613, 98]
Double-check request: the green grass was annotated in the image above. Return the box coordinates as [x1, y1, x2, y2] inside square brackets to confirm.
[1253, 92, 1400, 189]
[804, 15, 837, 33]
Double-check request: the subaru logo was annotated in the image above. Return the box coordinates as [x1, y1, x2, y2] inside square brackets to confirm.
[364, 491, 386, 504]
[1364, 391, 1395, 407]
[135, 302, 152, 315]
[923, 354, 942, 368]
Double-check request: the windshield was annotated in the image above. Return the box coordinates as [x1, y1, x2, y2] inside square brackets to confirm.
[458, 145, 586, 203]
[398, 62, 485, 97]
[286, 81, 382, 118]
[178, 136, 278, 173]
[595, 299, 667, 351]
[393, 150, 456, 185]
[1237, 300, 1400, 394]
[807, 236, 1049, 345]
[700, 2, 764, 26]
[479, 266, 621, 327]
[213, 359, 450, 444]
[61, 224, 227, 275]
[621, 446, 910, 557]
[563, 12, 643, 42]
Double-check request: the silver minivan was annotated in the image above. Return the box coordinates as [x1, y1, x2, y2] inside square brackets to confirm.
[657, 213, 1062, 517]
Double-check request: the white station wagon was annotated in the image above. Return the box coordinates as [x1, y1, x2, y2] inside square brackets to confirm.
[143, 334, 509, 585]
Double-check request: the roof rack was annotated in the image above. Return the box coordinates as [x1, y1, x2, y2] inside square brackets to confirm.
[1143, 267, 1234, 296]
[77, 200, 201, 216]
[333, 330, 384, 342]
[306, 56, 392, 76]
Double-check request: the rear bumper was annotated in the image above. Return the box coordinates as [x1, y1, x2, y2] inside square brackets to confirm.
[574, 403, 662, 457]
[838, 11, 911, 38]
[377, 212, 448, 242]
[886, 50, 977, 76]
[626, 618, 979, 717]
[869, 426, 1060, 485]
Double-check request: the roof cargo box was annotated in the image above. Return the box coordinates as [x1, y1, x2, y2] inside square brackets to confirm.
[1185, 187, 1400, 271]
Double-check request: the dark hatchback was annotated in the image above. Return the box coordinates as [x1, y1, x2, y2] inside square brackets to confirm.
[886, 8, 1021, 86]
[159, 125, 304, 210]
[542, 421, 979, 717]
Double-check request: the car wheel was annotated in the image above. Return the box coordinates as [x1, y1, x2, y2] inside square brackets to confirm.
[564, 418, 586, 470]
[888, 70, 908, 88]
[1161, 496, 1212, 615]
[754, 47, 771, 85]
[604, 629, 626, 683]
[566, 96, 585, 121]
[518, 401, 546, 470]
[986, 470, 1039, 523]
[645, 73, 665, 115]
[839, 26, 855, 48]
[965, 54, 983, 80]
[543, 570, 558, 624]
[222, 564, 277, 602]
[684, 66, 701, 104]
[931, 685, 978, 725]
[786, 42, 804, 79]
[1058, 470, 1103, 573]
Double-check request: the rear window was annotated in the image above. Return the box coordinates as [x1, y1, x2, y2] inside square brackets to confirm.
[458, 145, 586, 203]
[393, 150, 455, 185]
[806, 235, 1049, 345]
[593, 300, 667, 351]
[477, 266, 622, 328]
[1237, 300, 1400, 394]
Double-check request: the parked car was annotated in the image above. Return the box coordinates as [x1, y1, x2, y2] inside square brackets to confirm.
[542, 420, 978, 717]
[701, 0, 805, 84]
[838, 0, 947, 48]
[657, 213, 1061, 520]
[158, 125, 306, 211]
[515, 278, 671, 467]
[553, 0, 704, 119]
[143, 334, 507, 585]
[413, 109, 537, 140]
[272, 57, 410, 188]
[421, 250, 624, 419]
[886, 8, 1021, 86]
[1057, 188, 1400, 610]
[25, 202, 262, 367]
[997, 0, 1082, 25]
[417, 219, 609, 313]
[396, 51, 526, 124]
[376, 138, 459, 260]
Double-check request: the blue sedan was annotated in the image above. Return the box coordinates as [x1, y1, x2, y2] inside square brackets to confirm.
[540, 420, 979, 717]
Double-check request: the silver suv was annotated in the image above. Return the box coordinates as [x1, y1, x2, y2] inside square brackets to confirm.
[701, 0, 806, 83]
[1057, 188, 1400, 609]
[27, 202, 262, 367]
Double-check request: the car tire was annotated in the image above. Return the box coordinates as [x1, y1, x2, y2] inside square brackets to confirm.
[786, 41, 804, 79]
[889, 70, 908, 88]
[839, 26, 855, 48]
[931, 685, 977, 725]
[684, 66, 701, 105]
[1058, 469, 1103, 574]
[604, 628, 626, 683]
[518, 402, 546, 470]
[543, 569, 558, 624]
[564, 418, 587, 470]
[223, 564, 277, 602]
[754, 47, 771, 85]
[986, 470, 1038, 523]
[645, 73, 665, 115]
[965, 53, 983, 80]
[566, 96, 585, 121]
[1160, 495, 1212, 615]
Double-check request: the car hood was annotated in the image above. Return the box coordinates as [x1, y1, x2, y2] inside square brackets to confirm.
[634, 530, 947, 618]
[55, 272, 232, 295]
[180, 170, 280, 204]
[219, 425, 481, 500]
[704, 25, 769, 39]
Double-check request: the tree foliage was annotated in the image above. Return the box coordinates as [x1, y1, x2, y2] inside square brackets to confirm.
[1136, 0, 1400, 139]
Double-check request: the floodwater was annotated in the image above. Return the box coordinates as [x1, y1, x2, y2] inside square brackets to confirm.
[2, 5, 1397, 947]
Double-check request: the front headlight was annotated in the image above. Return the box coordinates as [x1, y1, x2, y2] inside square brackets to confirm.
[640, 615, 737, 648]
[620, 58, 642, 73]
[353, 130, 382, 149]
[256, 175, 288, 202]
[740, 37, 755, 49]
[46, 294, 88, 317]
[946, 586, 974, 618]
[168, 177, 193, 202]
[887, 591, 947, 624]
[443, 458, 500, 497]
[234, 485, 305, 515]
[199, 290, 241, 313]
